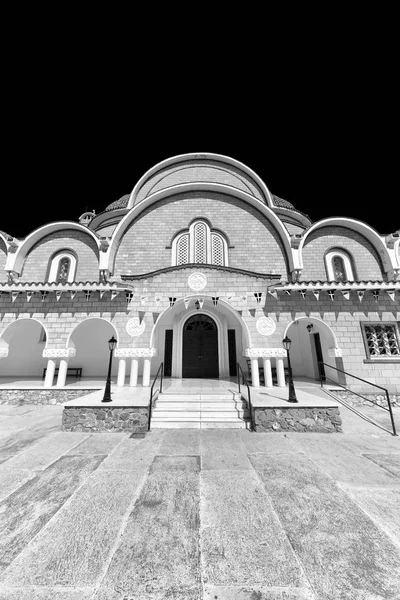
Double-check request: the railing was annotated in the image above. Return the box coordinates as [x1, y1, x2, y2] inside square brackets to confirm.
[237, 362, 255, 432]
[147, 362, 164, 432]
[318, 361, 397, 437]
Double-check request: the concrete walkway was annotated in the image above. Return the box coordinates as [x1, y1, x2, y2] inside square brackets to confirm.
[0, 401, 399, 599]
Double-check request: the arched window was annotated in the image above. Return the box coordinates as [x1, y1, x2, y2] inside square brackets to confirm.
[172, 220, 228, 266]
[325, 249, 355, 282]
[48, 252, 77, 283]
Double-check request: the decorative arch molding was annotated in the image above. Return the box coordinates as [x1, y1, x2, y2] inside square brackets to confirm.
[8, 223, 101, 274]
[47, 249, 78, 283]
[283, 316, 340, 349]
[106, 183, 295, 274]
[299, 218, 393, 275]
[324, 248, 356, 282]
[148, 295, 252, 350]
[65, 316, 119, 349]
[0, 316, 50, 348]
[127, 153, 273, 208]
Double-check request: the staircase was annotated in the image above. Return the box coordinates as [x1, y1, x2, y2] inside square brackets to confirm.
[151, 391, 250, 429]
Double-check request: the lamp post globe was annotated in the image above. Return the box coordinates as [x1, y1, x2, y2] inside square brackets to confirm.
[282, 336, 298, 403]
[102, 335, 117, 403]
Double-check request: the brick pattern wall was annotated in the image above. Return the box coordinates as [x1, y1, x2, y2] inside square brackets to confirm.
[301, 226, 384, 280]
[21, 230, 99, 282]
[113, 193, 290, 278]
[1, 268, 398, 391]
[95, 224, 118, 237]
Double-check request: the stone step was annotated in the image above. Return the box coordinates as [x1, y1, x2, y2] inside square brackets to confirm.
[152, 410, 247, 419]
[151, 420, 249, 429]
[158, 393, 237, 401]
[154, 401, 246, 409]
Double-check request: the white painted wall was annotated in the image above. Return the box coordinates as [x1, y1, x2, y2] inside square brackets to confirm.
[0, 319, 47, 376]
[68, 319, 118, 376]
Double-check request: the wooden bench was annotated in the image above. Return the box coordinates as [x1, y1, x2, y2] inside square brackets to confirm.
[43, 367, 82, 379]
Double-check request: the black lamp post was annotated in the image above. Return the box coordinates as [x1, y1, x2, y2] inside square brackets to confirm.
[282, 336, 298, 403]
[102, 335, 117, 403]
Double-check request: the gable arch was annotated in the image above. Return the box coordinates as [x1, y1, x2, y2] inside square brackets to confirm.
[10, 222, 101, 275]
[106, 184, 294, 276]
[299, 218, 390, 278]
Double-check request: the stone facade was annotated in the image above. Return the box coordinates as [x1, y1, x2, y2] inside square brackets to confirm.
[0, 153, 399, 394]
[254, 406, 343, 433]
[62, 406, 148, 433]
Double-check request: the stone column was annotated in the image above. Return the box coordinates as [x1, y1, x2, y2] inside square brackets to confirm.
[142, 358, 151, 387]
[251, 358, 260, 387]
[130, 358, 139, 387]
[44, 359, 56, 387]
[56, 359, 69, 388]
[276, 357, 286, 388]
[117, 358, 126, 387]
[263, 358, 273, 387]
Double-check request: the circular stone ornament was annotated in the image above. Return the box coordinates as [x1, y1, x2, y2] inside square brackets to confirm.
[126, 317, 145, 337]
[256, 316, 276, 336]
[188, 272, 207, 291]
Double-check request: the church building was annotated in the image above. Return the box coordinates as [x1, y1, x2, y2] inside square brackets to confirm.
[0, 153, 399, 394]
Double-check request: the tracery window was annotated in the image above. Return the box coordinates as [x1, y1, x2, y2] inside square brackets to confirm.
[172, 220, 228, 266]
[325, 249, 355, 282]
[362, 323, 400, 358]
[48, 251, 77, 283]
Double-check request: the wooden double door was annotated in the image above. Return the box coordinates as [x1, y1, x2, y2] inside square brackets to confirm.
[182, 314, 219, 378]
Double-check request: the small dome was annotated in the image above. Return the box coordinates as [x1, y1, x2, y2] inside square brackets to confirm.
[104, 194, 130, 212]
[271, 194, 296, 210]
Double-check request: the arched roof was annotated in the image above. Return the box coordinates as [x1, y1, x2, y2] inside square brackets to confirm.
[127, 153, 273, 208]
[10, 222, 101, 274]
[105, 182, 295, 274]
[299, 218, 393, 274]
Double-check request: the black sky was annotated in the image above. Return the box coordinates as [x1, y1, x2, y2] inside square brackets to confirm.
[2, 14, 398, 240]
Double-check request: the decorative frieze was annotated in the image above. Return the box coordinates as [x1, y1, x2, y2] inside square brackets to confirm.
[244, 348, 287, 358]
[115, 348, 157, 358]
[256, 316, 276, 336]
[126, 317, 146, 337]
[188, 272, 207, 291]
[42, 348, 76, 358]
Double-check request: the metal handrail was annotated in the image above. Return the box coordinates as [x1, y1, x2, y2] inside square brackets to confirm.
[147, 362, 164, 432]
[237, 362, 255, 432]
[318, 361, 397, 436]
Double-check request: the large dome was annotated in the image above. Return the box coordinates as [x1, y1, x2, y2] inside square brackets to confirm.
[104, 194, 130, 212]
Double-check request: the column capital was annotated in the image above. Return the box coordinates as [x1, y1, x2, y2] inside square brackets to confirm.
[43, 348, 76, 358]
[244, 348, 287, 358]
[115, 348, 157, 358]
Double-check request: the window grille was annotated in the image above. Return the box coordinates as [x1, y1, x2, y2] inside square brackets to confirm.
[194, 222, 207, 263]
[211, 234, 224, 265]
[177, 234, 189, 265]
[363, 324, 400, 357]
[172, 220, 228, 266]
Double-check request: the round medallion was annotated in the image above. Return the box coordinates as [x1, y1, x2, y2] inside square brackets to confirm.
[188, 272, 207, 291]
[126, 317, 145, 337]
[256, 316, 276, 336]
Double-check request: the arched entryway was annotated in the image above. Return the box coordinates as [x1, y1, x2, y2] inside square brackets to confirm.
[0, 319, 48, 377]
[182, 313, 219, 378]
[284, 317, 340, 382]
[67, 318, 118, 377]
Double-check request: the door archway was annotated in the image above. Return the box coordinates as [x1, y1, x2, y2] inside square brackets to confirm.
[182, 313, 219, 378]
[284, 317, 339, 382]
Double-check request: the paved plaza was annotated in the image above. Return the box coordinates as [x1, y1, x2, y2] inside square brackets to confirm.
[0, 396, 399, 599]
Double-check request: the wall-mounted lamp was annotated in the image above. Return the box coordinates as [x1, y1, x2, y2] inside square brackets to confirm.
[306, 324, 314, 333]
[195, 300, 200, 310]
